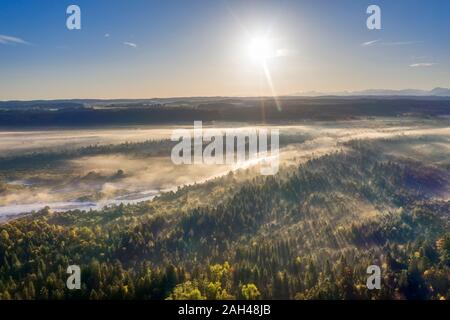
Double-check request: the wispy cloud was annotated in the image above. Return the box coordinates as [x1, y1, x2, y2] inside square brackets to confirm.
[0, 34, 30, 45]
[104, 33, 110, 38]
[361, 39, 421, 47]
[361, 39, 380, 46]
[123, 41, 137, 48]
[409, 62, 436, 67]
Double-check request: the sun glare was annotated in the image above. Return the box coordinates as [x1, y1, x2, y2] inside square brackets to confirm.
[248, 36, 273, 64]
[245, 34, 282, 111]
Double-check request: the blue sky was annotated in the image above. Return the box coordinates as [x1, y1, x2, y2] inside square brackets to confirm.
[0, 0, 449, 99]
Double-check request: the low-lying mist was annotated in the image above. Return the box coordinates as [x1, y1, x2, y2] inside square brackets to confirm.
[0, 118, 449, 219]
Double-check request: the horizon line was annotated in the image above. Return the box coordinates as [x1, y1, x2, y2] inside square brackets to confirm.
[1, 87, 450, 103]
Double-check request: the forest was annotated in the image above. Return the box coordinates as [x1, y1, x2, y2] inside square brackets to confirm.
[1, 97, 450, 126]
[0, 135, 449, 299]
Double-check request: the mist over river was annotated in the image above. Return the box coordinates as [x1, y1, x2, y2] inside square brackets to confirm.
[1, 119, 449, 221]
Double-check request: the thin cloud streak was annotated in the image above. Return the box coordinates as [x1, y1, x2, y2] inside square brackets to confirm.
[361, 39, 380, 46]
[0, 34, 30, 45]
[361, 39, 421, 47]
[123, 41, 137, 48]
[409, 62, 436, 68]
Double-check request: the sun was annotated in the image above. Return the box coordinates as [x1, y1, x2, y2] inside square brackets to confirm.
[247, 36, 274, 64]
[245, 34, 282, 110]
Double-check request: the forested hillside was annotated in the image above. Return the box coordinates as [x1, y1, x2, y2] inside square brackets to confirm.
[0, 142, 449, 300]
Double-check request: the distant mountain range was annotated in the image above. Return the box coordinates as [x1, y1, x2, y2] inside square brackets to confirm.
[292, 87, 450, 97]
